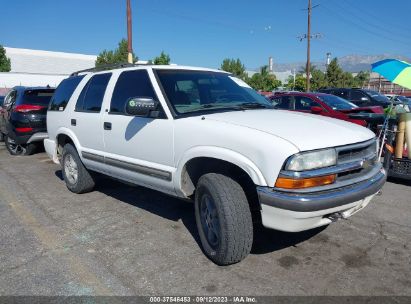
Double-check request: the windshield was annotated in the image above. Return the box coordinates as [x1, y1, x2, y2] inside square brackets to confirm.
[155, 70, 271, 115]
[316, 94, 358, 110]
[363, 89, 390, 102]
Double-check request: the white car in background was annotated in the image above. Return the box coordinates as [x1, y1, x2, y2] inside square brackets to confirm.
[44, 64, 386, 265]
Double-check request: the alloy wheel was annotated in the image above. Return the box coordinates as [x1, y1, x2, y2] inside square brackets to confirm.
[200, 194, 220, 249]
[64, 154, 79, 185]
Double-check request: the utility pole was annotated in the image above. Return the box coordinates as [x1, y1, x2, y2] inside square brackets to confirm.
[127, 0, 133, 64]
[306, 0, 312, 92]
[298, 1, 320, 92]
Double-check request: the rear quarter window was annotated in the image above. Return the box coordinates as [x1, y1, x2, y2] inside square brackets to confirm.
[49, 76, 85, 111]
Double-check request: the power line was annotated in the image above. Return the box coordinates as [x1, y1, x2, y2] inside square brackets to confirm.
[320, 3, 411, 47]
[327, 0, 411, 41]
[342, 0, 411, 32]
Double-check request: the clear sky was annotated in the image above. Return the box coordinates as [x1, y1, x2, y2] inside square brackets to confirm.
[1, 0, 410, 69]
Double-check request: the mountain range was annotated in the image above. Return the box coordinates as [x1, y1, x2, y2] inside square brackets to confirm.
[265, 54, 411, 73]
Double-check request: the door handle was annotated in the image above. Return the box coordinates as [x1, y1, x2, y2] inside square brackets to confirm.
[71, 119, 76, 126]
[104, 122, 112, 130]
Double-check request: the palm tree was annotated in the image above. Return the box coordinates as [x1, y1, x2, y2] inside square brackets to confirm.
[299, 63, 317, 75]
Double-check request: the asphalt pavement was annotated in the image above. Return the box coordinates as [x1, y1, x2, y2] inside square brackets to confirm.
[0, 142, 410, 296]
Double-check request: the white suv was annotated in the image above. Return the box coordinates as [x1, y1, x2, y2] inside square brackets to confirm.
[45, 64, 386, 265]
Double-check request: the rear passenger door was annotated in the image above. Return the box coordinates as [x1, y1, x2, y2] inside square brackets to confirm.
[101, 69, 175, 194]
[71, 73, 112, 155]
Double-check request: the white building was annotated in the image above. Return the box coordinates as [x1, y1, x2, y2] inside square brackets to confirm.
[0, 47, 97, 91]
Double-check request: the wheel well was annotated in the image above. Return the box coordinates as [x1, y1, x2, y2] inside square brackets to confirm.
[56, 134, 75, 159]
[181, 157, 261, 221]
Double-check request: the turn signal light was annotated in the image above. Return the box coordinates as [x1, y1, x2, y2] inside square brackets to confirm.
[275, 174, 336, 189]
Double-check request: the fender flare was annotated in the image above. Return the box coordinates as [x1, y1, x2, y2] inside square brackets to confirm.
[55, 127, 82, 153]
[175, 146, 267, 196]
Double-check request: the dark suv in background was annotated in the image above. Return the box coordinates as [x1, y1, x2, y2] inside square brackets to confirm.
[0, 86, 55, 155]
[319, 88, 391, 108]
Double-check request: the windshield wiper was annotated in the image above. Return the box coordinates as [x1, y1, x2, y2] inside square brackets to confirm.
[236, 102, 273, 109]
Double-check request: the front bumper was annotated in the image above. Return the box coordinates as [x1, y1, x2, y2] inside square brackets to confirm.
[257, 169, 386, 232]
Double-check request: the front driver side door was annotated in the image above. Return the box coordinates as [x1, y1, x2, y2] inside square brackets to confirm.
[102, 69, 175, 195]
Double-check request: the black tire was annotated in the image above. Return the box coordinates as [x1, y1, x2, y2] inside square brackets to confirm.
[194, 173, 253, 265]
[0, 132, 4, 142]
[61, 143, 95, 194]
[5, 135, 36, 156]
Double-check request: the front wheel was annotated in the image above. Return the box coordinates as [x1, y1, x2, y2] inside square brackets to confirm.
[62, 144, 95, 194]
[5, 135, 36, 156]
[194, 173, 253, 265]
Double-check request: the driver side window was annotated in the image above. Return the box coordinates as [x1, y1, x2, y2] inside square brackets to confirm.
[294, 96, 321, 111]
[351, 90, 368, 101]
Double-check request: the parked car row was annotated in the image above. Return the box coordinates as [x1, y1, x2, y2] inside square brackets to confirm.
[0, 65, 386, 265]
[0, 86, 55, 155]
[269, 92, 384, 128]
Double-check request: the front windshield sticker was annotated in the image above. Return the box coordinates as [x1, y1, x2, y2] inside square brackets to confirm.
[229, 76, 252, 89]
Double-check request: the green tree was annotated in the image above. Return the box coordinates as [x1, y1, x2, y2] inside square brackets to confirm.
[95, 39, 137, 67]
[0, 45, 11, 72]
[247, 66, 281, 91]
[310, 68, 327, 91]
[285, 74, 306, 91]
[354, 71, 370, 87]
[341, 71, 356, 87]
[220, 58, 247, 80]
[299, 63, 317, 75]
[326, 58, 344, 87]
[153, 51, 171, 65]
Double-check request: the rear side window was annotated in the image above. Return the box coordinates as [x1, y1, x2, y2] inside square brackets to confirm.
[334, 89, 349, 99]
[110, 70, 158, 114]
[294, 96, 319, 111]
[76, 73, 111, 113]
[49, 76, 85, 111]
[274, 96, 292, 109]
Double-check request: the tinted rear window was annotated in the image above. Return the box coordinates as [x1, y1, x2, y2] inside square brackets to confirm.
[76, 73, 111, 112]
[22, 89, 55, 106]
[49, 76, 85, 111]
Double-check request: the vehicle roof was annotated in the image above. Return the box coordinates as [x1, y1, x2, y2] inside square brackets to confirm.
[73, 64, 229, 76]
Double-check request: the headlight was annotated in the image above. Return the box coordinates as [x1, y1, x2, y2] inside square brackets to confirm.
[286, 149, 337, 171]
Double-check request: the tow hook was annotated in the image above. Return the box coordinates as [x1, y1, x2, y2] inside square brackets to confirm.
[327, 212, 344, 222]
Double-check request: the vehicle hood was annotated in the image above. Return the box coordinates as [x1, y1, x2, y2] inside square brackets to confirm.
[203, 109, 375, 151]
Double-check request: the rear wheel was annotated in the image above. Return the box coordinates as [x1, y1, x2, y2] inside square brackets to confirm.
[62, 144, 95, 193]
[0, 132, 4, 142]
[194, 173, 253, 265]
[5, 136, 36, 156]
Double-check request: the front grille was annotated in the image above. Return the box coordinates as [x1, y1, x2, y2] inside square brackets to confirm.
[337, 140, 377, 164]
[336, 139, 378, 182]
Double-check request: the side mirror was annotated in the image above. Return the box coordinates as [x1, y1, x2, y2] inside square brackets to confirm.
[310, 106, 323, 114]
[125, 97, 159, 117]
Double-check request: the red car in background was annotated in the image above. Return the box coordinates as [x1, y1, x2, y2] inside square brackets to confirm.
[269, 92, 384, 127]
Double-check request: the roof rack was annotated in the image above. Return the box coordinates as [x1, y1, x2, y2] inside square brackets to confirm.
[70, 62, 149, 76]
